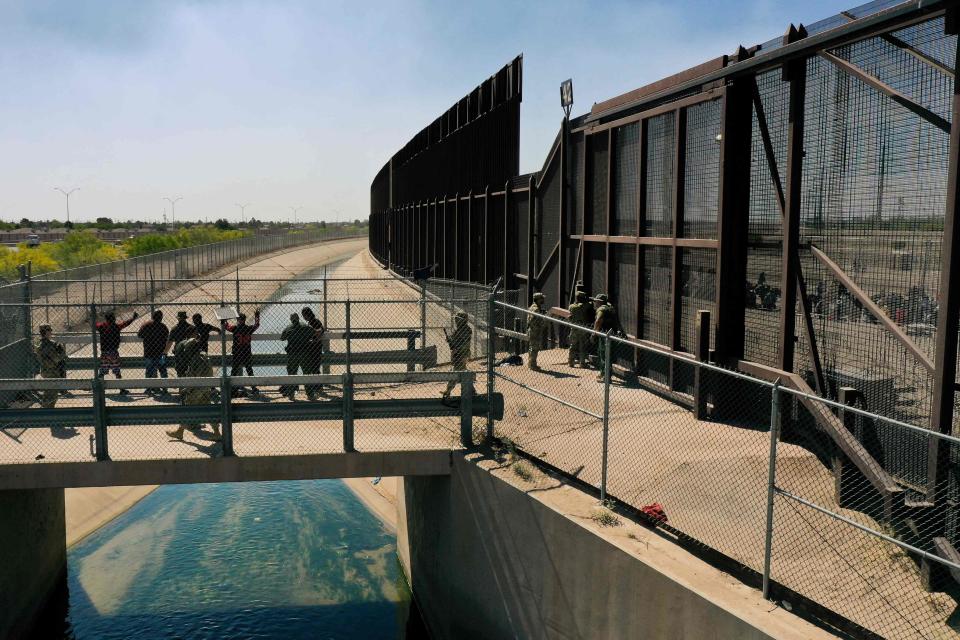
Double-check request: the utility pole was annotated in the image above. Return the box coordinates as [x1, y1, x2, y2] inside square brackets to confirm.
[290, 205, 304, 226]
[163, 196, 182, 224]
[53, 187, 79, 224]
[235, 202, 250, 225]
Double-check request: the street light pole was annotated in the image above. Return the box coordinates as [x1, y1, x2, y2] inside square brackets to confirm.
[163, 196, 183, 223]
[53, 187, 79, 224]
[235, 202, 250, 225]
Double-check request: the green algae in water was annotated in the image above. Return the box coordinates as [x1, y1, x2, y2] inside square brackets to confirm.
[62, 480, 415, 639]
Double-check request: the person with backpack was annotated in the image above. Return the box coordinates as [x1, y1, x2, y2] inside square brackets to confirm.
[592, 294, 624, 382]
[441, 311, 472, 404]
[567, 291, 595, 368]
[34, 324, 66, 409]
[95, 310, 139, 394]
[166, 326, 221, 441]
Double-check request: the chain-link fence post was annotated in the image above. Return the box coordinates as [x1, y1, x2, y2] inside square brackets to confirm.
[89, 301, 109, 461]
[342, 371, 355, 452]
[88, 303, 100, 379]
[600, 330, 612, 503]
[322, 265, 329, 331]
[18, 263, 31, 347]
[486, 288, 496, 441]
[92, 375, 108, 461]
[149, 269, 156, 315]
[345, 299, 352, 374]
[221, 369, 234, 457]
[762, 380, 781, 600]
[460, 371, 474, 447]
[419, 281, 427, 357]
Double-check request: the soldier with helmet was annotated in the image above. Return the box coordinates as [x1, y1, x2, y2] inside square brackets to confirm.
[567, 291, 595, 368]
[592, 293, 624, 381]
[442, 310, 472, 403]
[34, 324, 66, 409]
[526, 292, 548, 370]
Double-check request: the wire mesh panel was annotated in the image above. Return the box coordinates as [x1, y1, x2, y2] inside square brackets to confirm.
[512, 190, 530, 298]
[586, 243, 605, 299]
[794, 19, 955, 490]
[639, 246, 672, 385]
[641, 246, 672, 346]
[444, 200, 457, 279]
[745, 68, 788, 368]
[682, 99, 721, 239]
[538, 151, 562, 271]
[611, 122, 640, 236]
[568, 130, 585, 236]
[644, 113, 675, 237]
[610, 245, 637, 338]
[588, 133, 609, 235]
[457, 199, 470, 280]
[488, 193, 505, 284]
[678, 248, 717, 354]
[610, 245, 637, 369]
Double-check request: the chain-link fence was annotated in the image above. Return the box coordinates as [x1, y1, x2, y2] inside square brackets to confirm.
[5, 227, 362, 320]
[489, 298, 960, 640]
[0, 274, 501, 465]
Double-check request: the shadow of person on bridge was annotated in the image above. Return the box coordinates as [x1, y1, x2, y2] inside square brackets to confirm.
[50, 424, 79, 439]
[529, 369, 578, 380]
[168, 434, 222, 457]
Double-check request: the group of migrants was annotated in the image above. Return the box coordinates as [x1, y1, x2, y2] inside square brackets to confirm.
[32, 304, 327, 441]
[525, 281, 624, 381]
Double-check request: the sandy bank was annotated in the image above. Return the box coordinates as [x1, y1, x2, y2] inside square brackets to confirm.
[342, 477, 398, 532]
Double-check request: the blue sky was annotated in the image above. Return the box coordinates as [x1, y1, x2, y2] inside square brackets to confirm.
[0, 0, 856, 224]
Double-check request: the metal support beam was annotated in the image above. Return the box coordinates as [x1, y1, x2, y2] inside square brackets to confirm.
[92, 376, 108, 461]
[778, 54, 806, 374]
[714, 81, 752, 365]
[819, 50, 951, 133]
[460, 371, 474, 447]
[559, 117, 569, 303]
[926, 15, 960, 565]
[809, 244, 933, 373]
[527, 176, 536, 304]
[343, 372, 355, 452]
[693, 310, 711, 419]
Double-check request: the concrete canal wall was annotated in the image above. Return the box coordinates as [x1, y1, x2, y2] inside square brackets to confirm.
[397, 453, 832, 640]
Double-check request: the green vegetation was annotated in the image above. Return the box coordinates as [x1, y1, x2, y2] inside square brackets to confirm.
[512, 460, 534, 482]
[591, 506, 621, 527]
[0, 218, 367, 281]
[123, 225, 249, 257]
[0, 230, 122, 280]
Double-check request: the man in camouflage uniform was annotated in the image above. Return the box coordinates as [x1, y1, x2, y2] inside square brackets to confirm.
[35, 324, 66, 409]
[526, 292, 547, 370]
[442, 311, 472, 403]
[166, 326, 221, 441]
[280, 313, 316, 400]
[567, 291, 595, 368]
[593, 293, 623, 381]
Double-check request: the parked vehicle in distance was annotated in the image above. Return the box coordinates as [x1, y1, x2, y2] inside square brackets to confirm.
[25, 234, 39, 247]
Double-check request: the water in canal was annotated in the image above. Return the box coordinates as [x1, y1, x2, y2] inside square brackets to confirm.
[41, 479, 422, 639]
[38, 261, 426, 638]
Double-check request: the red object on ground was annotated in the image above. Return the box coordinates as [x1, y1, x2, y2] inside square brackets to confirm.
[640, 503, 668, 526]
